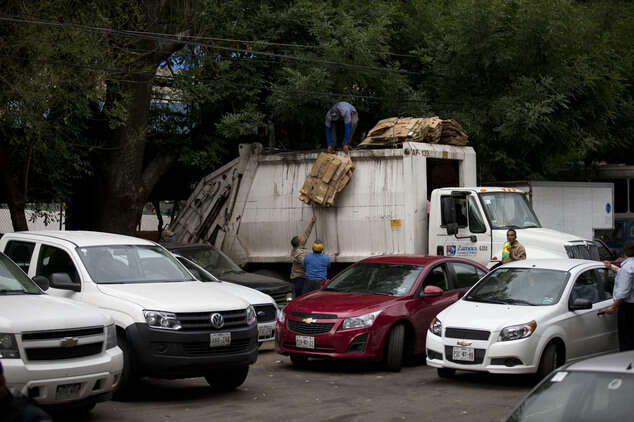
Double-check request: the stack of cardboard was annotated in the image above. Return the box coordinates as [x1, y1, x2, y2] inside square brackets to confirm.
[299, 153, 354, 207]
[358, 116, 468, 147]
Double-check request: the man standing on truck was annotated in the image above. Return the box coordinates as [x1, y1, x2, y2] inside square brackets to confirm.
[303, 240, 330, 294]
[501, 229, 526, 264]
[325, 101, 358, 154]
[290, 216, 317, 296]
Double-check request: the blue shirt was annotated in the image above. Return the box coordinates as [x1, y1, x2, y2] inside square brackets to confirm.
[304, 252, 330, 280]
[613, 257, 634, 303]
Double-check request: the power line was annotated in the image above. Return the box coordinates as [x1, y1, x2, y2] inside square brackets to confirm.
[0, 15, 419, 75]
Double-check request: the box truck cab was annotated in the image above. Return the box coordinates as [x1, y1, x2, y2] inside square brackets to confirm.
[171, 142, 600, 270]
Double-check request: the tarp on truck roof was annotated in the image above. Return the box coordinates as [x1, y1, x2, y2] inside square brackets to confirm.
[358, 117, 468, 148]
[299, 153, 354, 207]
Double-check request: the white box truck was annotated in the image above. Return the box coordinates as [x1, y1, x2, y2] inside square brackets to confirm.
[170, 143, 601, 270]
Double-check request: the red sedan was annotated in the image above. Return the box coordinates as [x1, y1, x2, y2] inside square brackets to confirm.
[275, 255, 488, 371]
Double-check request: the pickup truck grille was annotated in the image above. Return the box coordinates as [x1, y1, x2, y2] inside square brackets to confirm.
[176, 310, 248, 331]
[254, 304, 277, 323]
[287, 320, 334, 335]
[267, 287, 292, 308]
[21, 326, 105, 361]
[565, 243, 600, 260]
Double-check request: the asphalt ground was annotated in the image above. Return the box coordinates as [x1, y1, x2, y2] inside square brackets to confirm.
[76, 343, 533, 422]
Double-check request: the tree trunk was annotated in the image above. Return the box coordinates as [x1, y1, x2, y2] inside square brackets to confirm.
[0, 145, 28, 231]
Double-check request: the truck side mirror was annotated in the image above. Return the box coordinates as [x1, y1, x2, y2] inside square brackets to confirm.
[32, 275, 50, 291]
[446, 223, 458, 235]
[441, 197, 457, 230]
[50, 273, 81, 292]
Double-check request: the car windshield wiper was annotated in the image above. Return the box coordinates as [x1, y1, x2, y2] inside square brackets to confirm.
[0, 289, 27, 295]
[522, 224, 540, 229]
[468, 297, 507, 304]
[501, 298, 537, 306]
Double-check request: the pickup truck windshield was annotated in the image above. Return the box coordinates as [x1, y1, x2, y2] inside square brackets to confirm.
[465, 268, 568, 306]
[326, 263, 423, 296]
[77, 245, 195, 284]
[0, 253, 41, 294]
[479, 192, 541, 230]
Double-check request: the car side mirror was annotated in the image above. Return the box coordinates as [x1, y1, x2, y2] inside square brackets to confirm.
[421, 285, 443, 298]
[320, 279, 330, 288]
[569, 298, 592, 311]
[32, 275, 50, 291]
[50, 272, 81, 292]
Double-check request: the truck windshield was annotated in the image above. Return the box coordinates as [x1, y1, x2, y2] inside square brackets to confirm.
[479, 192, 541, 230]
[77, 245, 195, 284]
[0, 253, 41, 294]
[171, 246, 243, 275]
[465, 268, 568, 306]
[326, 263, 423, 296]
[508, 371, 634, 421]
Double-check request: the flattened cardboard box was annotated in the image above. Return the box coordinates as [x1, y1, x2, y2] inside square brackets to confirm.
[299, 153, 354, 207]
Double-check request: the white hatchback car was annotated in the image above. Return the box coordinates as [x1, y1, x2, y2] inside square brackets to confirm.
[426, 259, 619, 380]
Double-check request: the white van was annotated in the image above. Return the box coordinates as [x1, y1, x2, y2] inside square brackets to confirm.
[0, 251, 122, 411]
[0, 231, 258, 398]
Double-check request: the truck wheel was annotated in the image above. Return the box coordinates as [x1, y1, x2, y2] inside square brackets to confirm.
[290, 353, 309, 367]
[384, 324, 405, 372]
[437, 368, 456, 378]
[112, 333, 135, 401]
[205, 365, 249, 391]
[536, 343, 559, 381]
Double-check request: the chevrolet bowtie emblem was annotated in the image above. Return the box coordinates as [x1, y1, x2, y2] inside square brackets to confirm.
[457, 340, 472, 347]
[60, 337, 79, 348]
[302, 318, 315, 324]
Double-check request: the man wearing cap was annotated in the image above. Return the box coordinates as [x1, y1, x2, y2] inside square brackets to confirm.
[0, 362, 51, 422]
[302, 240, 330, 294]
[325, 101, 358, 154]
[289, 216, 317, 296]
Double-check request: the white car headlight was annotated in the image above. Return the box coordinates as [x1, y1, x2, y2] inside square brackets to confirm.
[0, 333, 20, 358]
[143, 310, 182, 330]
[105, 324, 117, 349]
[277, 309, 286, 324]
[429, 317, 442, 336]
[246, 305, 257, 325]
[498, 321, 537, 341]
[341, 311, 382, 330]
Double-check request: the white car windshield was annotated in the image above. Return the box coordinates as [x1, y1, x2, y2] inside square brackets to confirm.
[324, 263, 423, 296]
[465, 268, 568, 306]
[508, 371, 634, 421]
[77, 245, 195, 284]
[0, 254, 41, 294]
[480, 192, 541, 230]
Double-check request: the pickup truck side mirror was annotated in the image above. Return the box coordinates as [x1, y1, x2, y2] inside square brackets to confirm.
[421, 285, 443, 298]
[569, 298, 592, 311]
[32, 275, 50, 291]
[50, 272, 81, 292]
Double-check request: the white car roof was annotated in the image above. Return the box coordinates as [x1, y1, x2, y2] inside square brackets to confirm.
[10, 231, 155, 247]
[496, 259, 600, 272]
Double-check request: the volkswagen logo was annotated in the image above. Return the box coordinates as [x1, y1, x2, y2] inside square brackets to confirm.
[210, 313, 224, 329]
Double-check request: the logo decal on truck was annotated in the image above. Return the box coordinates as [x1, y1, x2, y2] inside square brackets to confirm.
[446, 245, 457, 256]
[446, 245, 478, 257]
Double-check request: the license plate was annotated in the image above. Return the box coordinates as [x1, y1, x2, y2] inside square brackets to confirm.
[210, 332, 231, 348]
[295, 335, 315, 349]
[56, 383, 82, 401]
[258, 325, 273, 339]
[452, 346, 475, 362]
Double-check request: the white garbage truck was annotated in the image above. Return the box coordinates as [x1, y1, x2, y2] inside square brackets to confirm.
[170, 142, 603, 271]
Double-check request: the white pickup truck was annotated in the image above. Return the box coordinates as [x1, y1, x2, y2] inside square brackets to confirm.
[170, 143, 602, 270]
[0, 251, 122, 411]
[0, 231, 259, 398]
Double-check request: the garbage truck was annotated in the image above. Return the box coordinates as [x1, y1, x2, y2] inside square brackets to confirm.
[169, 142, 603, 272]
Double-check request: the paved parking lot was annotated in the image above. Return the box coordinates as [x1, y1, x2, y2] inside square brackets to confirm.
[85, 343, 532, 422]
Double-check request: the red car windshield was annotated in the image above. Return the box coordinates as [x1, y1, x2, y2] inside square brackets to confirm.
[325, 262, 423, 296]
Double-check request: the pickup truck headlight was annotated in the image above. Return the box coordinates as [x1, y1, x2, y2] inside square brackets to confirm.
[429, 317, 442, 336]
[341, 311, 382, 330]
[105, 324, 117, 349]
[143, 310, 182, 330]
[0, 333, 20, 358]
[498, 321, 537, 341]
[277, 309, 286, 324]
[246, 305, 257, 325]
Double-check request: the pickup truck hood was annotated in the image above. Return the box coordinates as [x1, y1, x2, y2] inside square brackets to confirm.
[288, 291, 397, 317]
[437, 299, 555, 333]
[0, 295, 111, 333]
[216, 271, 289, 290]
[494, 228, 581, 259]
[97, 281, 249, 312]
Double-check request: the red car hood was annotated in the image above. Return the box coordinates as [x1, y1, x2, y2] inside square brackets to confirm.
[288, 291, 399, 317]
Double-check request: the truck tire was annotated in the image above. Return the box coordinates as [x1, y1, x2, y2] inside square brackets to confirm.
[112, 333, 135, 401]
[536, 343, 559, 381]
[205, 365, 249, 391]
[437, 368, 456, 378]
[384, 324, 405, 372]
[290, 353, 309, 367]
